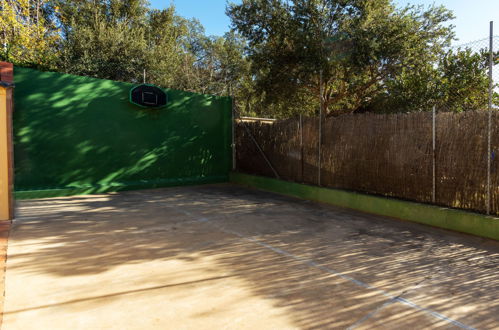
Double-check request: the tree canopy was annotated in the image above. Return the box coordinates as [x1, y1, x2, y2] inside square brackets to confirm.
[227, 0, 495, 116]
[0, 0, 495, 116]
[0, 0, 59, 67]
[0, 0, 248, 96]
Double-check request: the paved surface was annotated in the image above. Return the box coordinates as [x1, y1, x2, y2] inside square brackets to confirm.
[3, 184, 499, 329]
[0, 220, 10, 329]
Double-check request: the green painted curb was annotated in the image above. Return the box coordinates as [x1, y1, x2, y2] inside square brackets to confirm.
[15, 175, 228, 200]
[230, 172, 499, 241]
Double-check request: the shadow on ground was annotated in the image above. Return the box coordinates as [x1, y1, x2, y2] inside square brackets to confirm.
[7, 184, 499, 329]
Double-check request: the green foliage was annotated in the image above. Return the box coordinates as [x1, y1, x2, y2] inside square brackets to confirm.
[55, 1, 186, 84]
[228, 0, 460, 117]
[439, 49, 493, 112]
[368, 48, 498, 113]
[2, 0, 248, 96]
[1, 0, 495, 117]
[174, 29, 250, 96]
[0, 0, 60, 68]
[228, 0, 496, 117]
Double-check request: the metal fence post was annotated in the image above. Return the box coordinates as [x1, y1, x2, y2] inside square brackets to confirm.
[432, 106, 436, 204]
[300, 114, 304, 183]
[487, 21, 494, 215]
[318, 70, 323, 186]
[232, 95, 236, 171]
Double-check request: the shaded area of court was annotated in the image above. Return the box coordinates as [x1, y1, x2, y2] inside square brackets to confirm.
[4, 185, 499, 329]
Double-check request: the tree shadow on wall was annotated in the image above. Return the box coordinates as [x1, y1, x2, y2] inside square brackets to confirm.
[13, 68, 230, 193]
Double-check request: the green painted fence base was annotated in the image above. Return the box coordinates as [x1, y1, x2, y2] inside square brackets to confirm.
[230, 172, 499, 241]
[15, 175, 228, 200]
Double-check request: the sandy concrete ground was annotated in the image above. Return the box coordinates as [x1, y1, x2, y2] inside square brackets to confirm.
[3, 184, 499, 329]
[0, 220, 11, 329]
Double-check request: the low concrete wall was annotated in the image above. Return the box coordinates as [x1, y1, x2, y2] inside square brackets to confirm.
[230, 172, 499, 241]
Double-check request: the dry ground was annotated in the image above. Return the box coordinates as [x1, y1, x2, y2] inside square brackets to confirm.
[3, 184, 499, 329]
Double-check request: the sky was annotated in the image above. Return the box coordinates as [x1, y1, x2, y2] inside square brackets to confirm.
[150, 0, 499, 44]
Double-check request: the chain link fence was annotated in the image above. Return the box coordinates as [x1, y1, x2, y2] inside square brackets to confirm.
[440, 35, 499, 113]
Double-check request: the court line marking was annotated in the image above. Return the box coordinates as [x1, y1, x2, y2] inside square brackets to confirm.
[346, 279, 428, 329]
[346, 299, 398, 329]
[176, 208, 475, 330]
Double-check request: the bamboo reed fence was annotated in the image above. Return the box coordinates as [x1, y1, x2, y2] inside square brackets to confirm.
[236, 111, 499, 215]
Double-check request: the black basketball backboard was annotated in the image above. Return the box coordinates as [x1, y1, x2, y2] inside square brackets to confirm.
[130, 84, 167, 108]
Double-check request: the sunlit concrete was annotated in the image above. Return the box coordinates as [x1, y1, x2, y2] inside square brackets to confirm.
[4, 185, 499, 329]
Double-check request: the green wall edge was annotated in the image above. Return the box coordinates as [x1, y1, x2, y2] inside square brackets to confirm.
[15, 175, 228, 200]
[230, 172, 499, 241]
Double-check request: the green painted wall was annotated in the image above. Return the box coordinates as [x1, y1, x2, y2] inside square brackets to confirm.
[13, 67, 232, 199]
[230, 172, 499, 241]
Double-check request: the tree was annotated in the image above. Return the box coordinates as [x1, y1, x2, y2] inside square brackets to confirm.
[438, 49, 494, 112]
[228, 0, 456, 117]
[366, 48, 498, 113]
[188, 31, 249, 96]
[52, 1, 248, 96]
[54, 0, 149, 82]
[0, 0, 59, 67]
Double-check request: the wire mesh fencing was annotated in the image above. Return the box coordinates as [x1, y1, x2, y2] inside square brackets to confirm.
[438, 35, 499, 113]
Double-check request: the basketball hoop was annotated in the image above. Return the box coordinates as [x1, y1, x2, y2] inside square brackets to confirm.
[129, 84, 168, 109]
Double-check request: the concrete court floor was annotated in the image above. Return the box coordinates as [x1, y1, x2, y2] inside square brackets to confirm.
[3, 184, 499, 330]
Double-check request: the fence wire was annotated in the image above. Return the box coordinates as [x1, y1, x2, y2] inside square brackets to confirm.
[440, 35, 499, 113]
